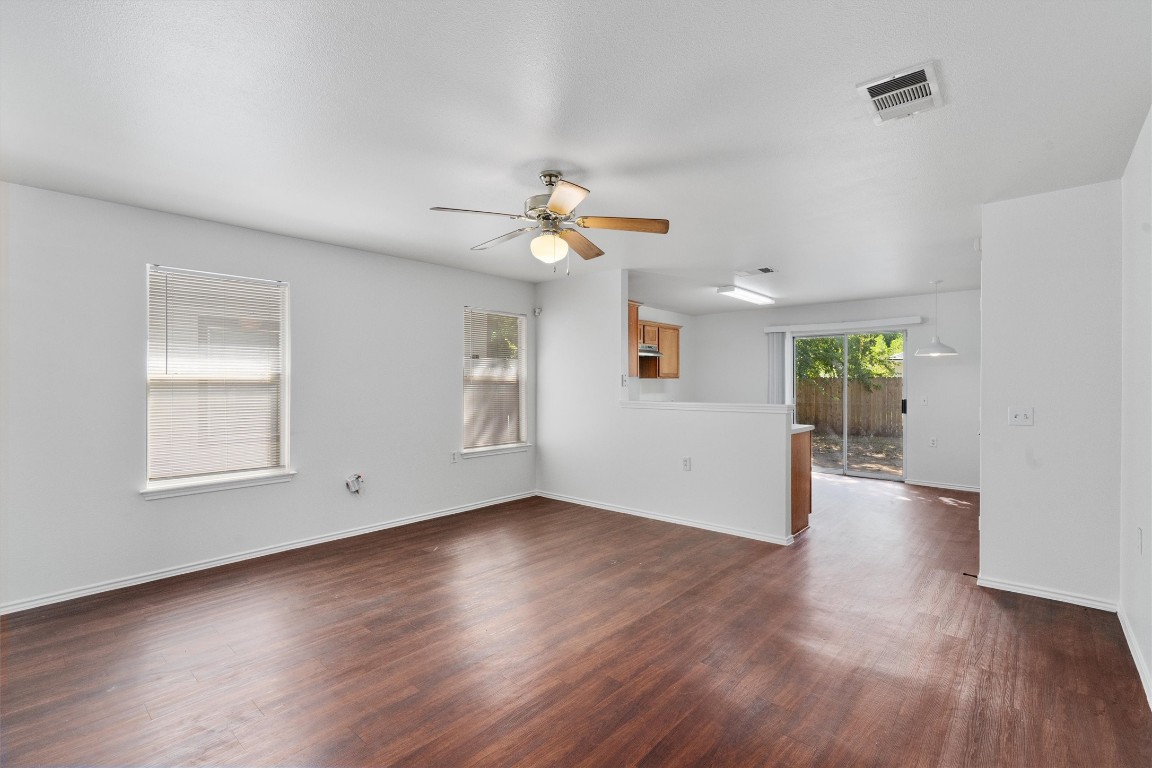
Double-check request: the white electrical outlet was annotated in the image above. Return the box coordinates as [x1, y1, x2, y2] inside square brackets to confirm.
[1009, 407, 1034, 426]
[682, 457, 692, 471]
[920, 395, 928, 406]
[929, 437, 937, 448]
[450, 451, 458, 464]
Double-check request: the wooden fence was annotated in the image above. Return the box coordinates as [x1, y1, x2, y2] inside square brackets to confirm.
[795, 377, 903, 437]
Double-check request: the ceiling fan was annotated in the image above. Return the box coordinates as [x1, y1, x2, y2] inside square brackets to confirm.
[431, 170, 669, 264]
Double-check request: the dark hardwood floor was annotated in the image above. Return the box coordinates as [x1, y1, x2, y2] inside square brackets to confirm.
[2, 477, 1149, 766]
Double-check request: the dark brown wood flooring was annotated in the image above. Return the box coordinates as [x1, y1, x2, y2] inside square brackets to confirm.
[2, 477, 1149, 766]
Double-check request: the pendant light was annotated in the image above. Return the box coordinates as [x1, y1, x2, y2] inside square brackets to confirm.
[914, 280, 958, 357]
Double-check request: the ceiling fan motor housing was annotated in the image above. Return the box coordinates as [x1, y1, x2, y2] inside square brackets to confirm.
[525, 193, 561, 221]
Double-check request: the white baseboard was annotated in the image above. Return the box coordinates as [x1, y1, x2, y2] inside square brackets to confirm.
[0, 491, 535, 615]
[1118, 605, 1152, 711]
[536, 491, 793, 546]
[904, 479, 980, 493]
[975, 575, 1118, 612]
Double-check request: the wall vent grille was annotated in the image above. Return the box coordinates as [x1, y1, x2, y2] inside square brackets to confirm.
[735, 266, 775, 277]
[857, 61, 943, 124]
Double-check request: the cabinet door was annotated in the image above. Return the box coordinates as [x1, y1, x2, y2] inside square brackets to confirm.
[657, 326, 679, 378]
[641, 323, 659, 345]
[628, 302, 639, 377]
[791, 430, 812, 534]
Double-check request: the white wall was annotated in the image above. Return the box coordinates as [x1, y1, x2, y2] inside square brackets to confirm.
[1120, 107, 1151, 703]
[684, 292, 981, 490]
[629, 304, 693, 402]
[980, 179, 1122, 609]
[536, 270, 792, 544]
[0, 183, 537, 611]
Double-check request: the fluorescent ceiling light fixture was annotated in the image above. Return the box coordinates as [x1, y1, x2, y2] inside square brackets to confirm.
[914, 280, 958, 357]
[716, 285, 775, 305]
[530, 232, 568, 263]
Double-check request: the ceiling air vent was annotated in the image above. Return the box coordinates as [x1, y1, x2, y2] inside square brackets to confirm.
[857, 61, 943, 124]
[735, 266, 775, 277]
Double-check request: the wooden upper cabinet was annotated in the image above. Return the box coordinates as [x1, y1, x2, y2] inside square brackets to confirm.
[657, 325, 679, 378]
[631, 314, 681, 379]
[628, 302, 639, 378]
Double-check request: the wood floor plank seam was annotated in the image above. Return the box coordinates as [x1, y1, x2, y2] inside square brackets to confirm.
[2, 484, 1149, 767]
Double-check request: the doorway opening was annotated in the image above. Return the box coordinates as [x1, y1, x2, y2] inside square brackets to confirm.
[794, 331, 905, 480]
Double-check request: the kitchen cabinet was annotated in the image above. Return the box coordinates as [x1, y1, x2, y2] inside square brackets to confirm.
[657, 325, 679, 378]
[791, 426, 814, 535]
[632, 318, 680, 379]
[628, 302, 639, 377]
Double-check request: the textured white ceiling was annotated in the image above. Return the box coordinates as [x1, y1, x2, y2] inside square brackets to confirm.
[2, 0, 1149, 314]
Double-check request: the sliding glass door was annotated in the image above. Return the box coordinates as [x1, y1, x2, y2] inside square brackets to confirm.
[794, 332, 905, 480]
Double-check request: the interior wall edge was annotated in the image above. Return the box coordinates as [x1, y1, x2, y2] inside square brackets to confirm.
[1119, 604, 1152, 710]
[976, 575, 1118, 613]
[0, 490, 536, 616]
[535, 491, 794, 547]
[904, 479, 980, 493]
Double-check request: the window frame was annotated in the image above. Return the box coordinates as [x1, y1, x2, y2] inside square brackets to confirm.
[142, 264, 293, 499]
[461, 307, 529, 457]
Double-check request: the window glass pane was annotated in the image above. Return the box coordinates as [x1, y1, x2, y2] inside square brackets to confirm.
[463, 309, 525, 450]
[147, 267, 288, 482]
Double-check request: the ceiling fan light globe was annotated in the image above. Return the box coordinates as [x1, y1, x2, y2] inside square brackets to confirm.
[530, 233, 568, 263]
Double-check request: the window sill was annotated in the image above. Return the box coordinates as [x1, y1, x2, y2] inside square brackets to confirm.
[141, 469, 296, 500]
[460, 443, 532, 459]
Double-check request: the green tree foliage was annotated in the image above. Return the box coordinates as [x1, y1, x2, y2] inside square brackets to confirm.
[795, 333, 903, 392]
[488, 315, 520, 359]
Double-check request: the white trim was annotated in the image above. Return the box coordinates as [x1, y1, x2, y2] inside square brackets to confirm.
[142, 468, 297, 499]
[148, 263, 285, 286]
[764, 316, 922, 334]
[621, 400, 794, 415]
[976, 575, 1118, 612]
[536, 491, 793, 546]
[1118, 606, 1152, 710]
[460, 443, 531, 458]
[905, 479, 980, 493]
[2, 491, 535, 614]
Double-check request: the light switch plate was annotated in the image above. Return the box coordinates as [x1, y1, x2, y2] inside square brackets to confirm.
[1009, 407, 1034, 426]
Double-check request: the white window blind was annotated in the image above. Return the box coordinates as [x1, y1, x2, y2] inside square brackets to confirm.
[463, 309, 525, 450]
[147, 265, 288, 484]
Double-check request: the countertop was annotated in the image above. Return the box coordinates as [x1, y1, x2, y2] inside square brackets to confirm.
[791, 424, 815, 434]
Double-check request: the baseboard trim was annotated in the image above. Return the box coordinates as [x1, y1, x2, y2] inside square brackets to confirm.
[536, 491, 792, 546]
[1118, 605, 1152, 710]
[905, 479, 980, 493]
[975, 575, 1118, 612]
[0, 491, 536, 615]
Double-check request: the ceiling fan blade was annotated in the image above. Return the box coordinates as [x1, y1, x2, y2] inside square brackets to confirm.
[575, 216, 670, 234]
[546, 180, 590, 216]
[431, 207, 526, 220]
[558, 229, 604, 260]
[471, 226, 536, 250]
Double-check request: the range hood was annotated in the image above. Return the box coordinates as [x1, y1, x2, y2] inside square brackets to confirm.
[638, 343, 662, 357]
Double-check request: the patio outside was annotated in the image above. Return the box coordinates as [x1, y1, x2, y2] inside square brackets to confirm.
[795, 332, 904, 478]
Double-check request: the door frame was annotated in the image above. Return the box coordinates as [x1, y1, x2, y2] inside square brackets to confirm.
[787, 327, 908, 482]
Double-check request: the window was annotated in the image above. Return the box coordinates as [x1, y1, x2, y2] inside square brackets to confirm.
[145, 265, 290, 494]
[463, 308, 526, 451]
